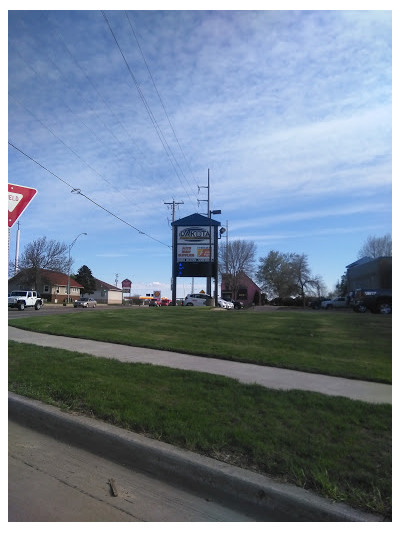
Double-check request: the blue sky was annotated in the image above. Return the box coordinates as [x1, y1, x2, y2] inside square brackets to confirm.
[7, 7, 392, 299]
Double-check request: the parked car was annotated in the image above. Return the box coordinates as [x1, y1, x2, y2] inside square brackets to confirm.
[184, 293, 211, 306]
[148, 300, 160, 307]
[74, 297, 97, 308]
[353, 288, 392, 314]
[231, 299, 244, 309]
[218, 298, 234, 309]
[321, 297, 347, 309]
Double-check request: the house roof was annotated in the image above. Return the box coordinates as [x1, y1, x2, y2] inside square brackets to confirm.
[346, 256, 392, 269]
[93, 278, 122, 292]
[346, 256, 372, 269]
[9, 269, 84, 288]
[41, 270, 84, 288]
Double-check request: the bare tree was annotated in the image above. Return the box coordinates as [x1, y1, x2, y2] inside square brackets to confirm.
[291, 253, 312, 306]
[358, 234, 392, 259]
[308, 275, 328, 298]
[10, 236, 69, 290]
[219, 239, 257, 299]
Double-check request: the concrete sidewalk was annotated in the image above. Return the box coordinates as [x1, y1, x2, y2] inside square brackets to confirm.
[8, 326, 391, 404]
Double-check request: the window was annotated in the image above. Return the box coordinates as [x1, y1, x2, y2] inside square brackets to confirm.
[43, 285, 50, 293]
[237, 288, 248, 300]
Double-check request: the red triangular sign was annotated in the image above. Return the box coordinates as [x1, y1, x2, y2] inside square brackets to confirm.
[8, 183, 38, 228]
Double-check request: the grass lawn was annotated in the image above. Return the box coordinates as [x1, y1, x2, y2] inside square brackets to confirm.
[9, 307, 392, 383]
[8, 340, 391, 518]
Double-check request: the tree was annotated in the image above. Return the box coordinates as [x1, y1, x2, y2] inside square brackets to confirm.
[358, 234, 392, 259]
[10, 236, 69, 290]
[307, 275, 327, 298]
[74, 265, 96, 295]
[219, 239, 257, 299]
[291, 253, 313, 307]
[256, 250, 322, 305]
[256, 251, 298, 299]
[335, 273, 348, 297]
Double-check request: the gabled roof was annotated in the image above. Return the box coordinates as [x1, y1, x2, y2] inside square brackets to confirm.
[346, 256, 372, 269]
[41, 270, 84, 288]
[171, 212, 221, 227]
[346, 256, 392, 269]
[9, 268, 84, 288]
[93, 278, 122, 292]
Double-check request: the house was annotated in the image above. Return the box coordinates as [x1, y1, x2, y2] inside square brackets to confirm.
[83, 278, 122, 305]
[221, 271, 262, 306]
[9, 269, 123, 305]
[8, 269, 83, 303]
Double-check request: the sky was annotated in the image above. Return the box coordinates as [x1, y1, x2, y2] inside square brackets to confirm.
[7, 6, 392, 299]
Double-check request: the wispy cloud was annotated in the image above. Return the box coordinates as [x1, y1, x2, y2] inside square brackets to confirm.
[8, 10, 391, 292]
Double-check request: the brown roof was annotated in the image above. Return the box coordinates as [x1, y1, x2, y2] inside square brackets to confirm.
[94, 278, 122, 292]
[39, 270, 84, 288]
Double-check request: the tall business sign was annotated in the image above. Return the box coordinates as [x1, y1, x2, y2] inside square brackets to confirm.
[171, 213, 220, 304]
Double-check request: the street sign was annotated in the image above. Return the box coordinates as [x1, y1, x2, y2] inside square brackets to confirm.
[8, 183, 37, 228]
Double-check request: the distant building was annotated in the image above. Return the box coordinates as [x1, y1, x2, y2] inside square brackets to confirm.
[84, 278, 122, 305]
[346, 256, 392, 292]
[221, 271, 262, 306]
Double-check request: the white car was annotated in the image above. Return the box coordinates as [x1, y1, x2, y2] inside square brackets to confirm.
[184, 293, 211, 306]
[74, 297, 97, 308]
[218, 298, 234, 309]
[321, 297, 347, 309]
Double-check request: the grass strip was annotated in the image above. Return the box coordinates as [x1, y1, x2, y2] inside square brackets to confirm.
[9, 307, 392, 383]
[8, 340, 391, 518]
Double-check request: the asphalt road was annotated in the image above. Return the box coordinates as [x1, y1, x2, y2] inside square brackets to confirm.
[9, 419, 256, 522]
[8, 304, 115, 319]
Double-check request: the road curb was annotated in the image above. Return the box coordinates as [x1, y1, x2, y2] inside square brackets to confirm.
[8, 392, 383, 522]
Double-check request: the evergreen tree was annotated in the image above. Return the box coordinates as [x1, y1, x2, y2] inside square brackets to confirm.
[75, 265, 96, 295]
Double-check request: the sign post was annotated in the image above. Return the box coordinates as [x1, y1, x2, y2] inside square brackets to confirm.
[171, 213, 220, 306]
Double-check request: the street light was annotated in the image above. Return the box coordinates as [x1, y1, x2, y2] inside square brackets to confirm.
[67, 232, 87, 303]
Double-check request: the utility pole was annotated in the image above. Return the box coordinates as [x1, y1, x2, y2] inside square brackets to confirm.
[164, 200, 184, 223]
[165, 200, 184, 305]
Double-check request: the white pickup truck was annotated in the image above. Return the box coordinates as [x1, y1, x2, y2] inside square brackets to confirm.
[320, 297, 348, 309]
[8, 290, 43, 311]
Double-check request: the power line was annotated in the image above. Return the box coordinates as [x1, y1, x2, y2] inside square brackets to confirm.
[8, 140, 171, 249]
[10, 15, 187, 211]
[102, 11, 197, 208]
[9, 92, 140, 209]
[126, 12, 198, 201]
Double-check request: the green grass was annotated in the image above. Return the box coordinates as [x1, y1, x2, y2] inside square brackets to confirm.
[9, 307, 392, 383]
[8, 340, 392, 518]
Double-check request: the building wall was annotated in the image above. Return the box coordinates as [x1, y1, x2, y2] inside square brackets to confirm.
[347, 257, 392, 291]
[221, 273, 262, 306]
[84, 289, 122, 304]
[106, 290, 123, 304]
